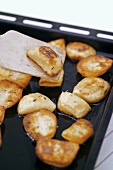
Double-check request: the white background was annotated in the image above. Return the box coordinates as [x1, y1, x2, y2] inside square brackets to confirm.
[0, 0, 113, 32]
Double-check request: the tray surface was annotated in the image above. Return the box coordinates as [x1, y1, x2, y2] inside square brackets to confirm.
[0, 12, 113, 170]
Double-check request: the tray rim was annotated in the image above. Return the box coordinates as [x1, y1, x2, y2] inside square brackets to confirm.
[0, 11, 113, 43]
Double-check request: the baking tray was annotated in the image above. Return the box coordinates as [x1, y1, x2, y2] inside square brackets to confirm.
[0, 11, 113, 170]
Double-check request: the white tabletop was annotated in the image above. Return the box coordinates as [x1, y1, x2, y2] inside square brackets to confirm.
[1, 0, 113, 169]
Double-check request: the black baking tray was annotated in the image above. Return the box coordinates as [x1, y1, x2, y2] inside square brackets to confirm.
[0, 11, 113, 170]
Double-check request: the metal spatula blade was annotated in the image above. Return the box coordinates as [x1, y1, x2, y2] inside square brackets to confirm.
[0, 30, 66, 79]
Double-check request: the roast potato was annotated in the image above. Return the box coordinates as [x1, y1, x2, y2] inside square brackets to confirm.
[66, 42, 96, 60]
[35, 138, 80, 168]
[23, 109, 57, 141]
[27, 46, 63, 76]
[0, 67, 31, 88]
[18, 92, 56, 115]
[0, 106, 5, 125]
[0, 80, 23, 109]
[77, 55, 113, 77]
[39, 69, 64, 87]
[49, 38, 66, 49]
[73, 77, 111, 103]
[57, 91, 91, 118]
[62, 119, 94, 144]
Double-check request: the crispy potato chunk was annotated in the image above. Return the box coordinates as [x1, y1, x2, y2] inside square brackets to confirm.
[57, 91, 91, 118]
[39, 69, 64, 87]
[49, 38, 66, 49]
[73, 77, 111, 103]
[0, 106, 5, 125]
[39, 38, 66, 87]
[17, 92, 56, 115]
[66, 42, 96, 60]
[27, 46, 63, 76]
[23, 109, 57, 141]
[35, 138, 80, 168]
[62, 119, 94, 144]
[0, 80, 23, 109]
[0, 106, 5, 147]
[0, 67, 32, 88]
[77, 55, 113, 77]
[0, 127, 2, 147]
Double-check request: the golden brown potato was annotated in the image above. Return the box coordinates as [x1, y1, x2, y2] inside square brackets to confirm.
[0, 127, 2, 147]
[39, 69, 64, 87]
[23, 109, 57, 141]
[38, 38, 66, 87]
[73, 77, 111, 103]
[0, 106, 5, 146]
[17, 92, 56, 115]
[66, 42, 96, 60]
[0, 67, 32, 88]
[27, 46, 63, 76]
[62, 119, 94, 144]
[49, 38, 66, 49]
[57, 91, 91, 118]
[0, 80, 23, 109]
[35, 138, 80, 168]
[0, 106, 5, 125]
[77, 55, 113, 77]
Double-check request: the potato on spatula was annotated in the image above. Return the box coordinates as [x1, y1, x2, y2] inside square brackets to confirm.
[27, 46, 63, 76]
[0, 30, 66, 79]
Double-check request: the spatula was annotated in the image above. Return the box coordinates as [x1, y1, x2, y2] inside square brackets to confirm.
[0, 30, 66, 79]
